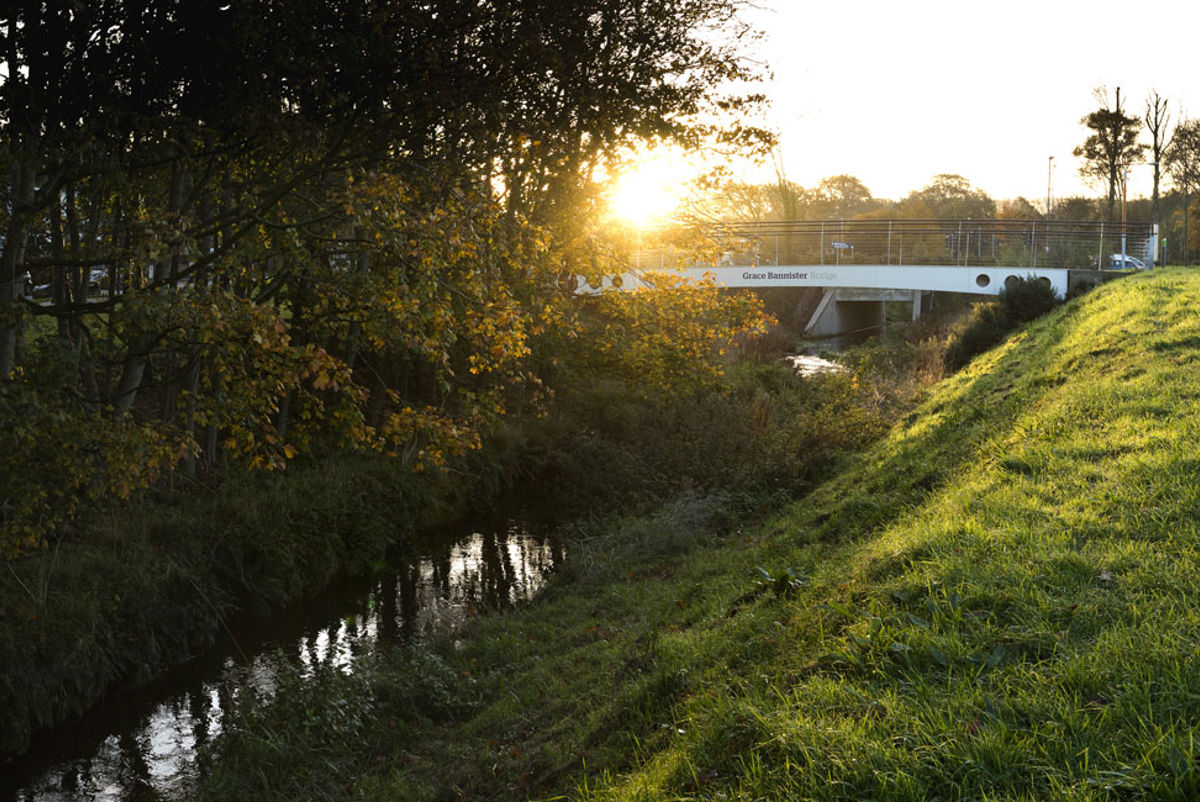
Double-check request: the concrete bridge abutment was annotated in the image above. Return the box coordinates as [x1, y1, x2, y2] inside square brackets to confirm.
[803, 288, 933, 338]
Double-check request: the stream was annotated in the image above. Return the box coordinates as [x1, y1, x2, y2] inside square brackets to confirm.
[1, 517, 564, 801]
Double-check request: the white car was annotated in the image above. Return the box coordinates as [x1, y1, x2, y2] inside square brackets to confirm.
[1109, 254, 1146, 270]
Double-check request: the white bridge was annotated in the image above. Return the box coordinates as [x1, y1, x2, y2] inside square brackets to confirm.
[595, 218, 1157, 337]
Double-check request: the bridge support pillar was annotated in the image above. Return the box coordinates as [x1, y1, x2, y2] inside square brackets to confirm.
[912, 290, 934, 322]
[803, 289, 886, 338]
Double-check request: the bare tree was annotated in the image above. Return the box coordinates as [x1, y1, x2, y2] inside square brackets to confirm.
[1144, 91, 1175, 237]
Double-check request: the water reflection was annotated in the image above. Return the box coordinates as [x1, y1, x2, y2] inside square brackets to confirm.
[786, 353, 844, 377]
[5, 521, 561, 802]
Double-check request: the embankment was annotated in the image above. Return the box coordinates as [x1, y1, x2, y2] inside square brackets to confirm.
[230, 267, 1200, 801]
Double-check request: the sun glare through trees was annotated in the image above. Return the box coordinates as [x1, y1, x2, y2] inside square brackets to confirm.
[607, 153, 693, 226]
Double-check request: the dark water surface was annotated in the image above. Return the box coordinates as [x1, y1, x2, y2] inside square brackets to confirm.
[2, 518, 563, 801]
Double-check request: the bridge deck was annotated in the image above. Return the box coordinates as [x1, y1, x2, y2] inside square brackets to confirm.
[670, 264, 1071, 297]
[586, 218, 1154, 298]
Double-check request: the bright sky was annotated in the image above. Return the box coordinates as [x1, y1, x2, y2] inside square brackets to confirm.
[739, 0, 1200, 204]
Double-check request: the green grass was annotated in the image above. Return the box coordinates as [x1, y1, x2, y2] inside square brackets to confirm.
[564, 267, 1200, 801]
[196, 267, 1200, 801]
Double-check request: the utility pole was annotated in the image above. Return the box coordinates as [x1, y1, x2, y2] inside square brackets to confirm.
[1110, 87, 1123, 218]
[1047, 156, 1054, 217]
[1121, 165, 1128, 265]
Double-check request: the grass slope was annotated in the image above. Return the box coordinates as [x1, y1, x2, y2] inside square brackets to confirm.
[203, 268, 1200, 801]
[570, 267, 1200, 801]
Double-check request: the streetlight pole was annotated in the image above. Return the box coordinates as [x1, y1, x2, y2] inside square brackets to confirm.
[1047, 156, 1054, 218]
[1121, 165, 1128, 265]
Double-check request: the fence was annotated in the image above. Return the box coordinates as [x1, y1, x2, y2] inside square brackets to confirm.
[634, 219, 1157, 271]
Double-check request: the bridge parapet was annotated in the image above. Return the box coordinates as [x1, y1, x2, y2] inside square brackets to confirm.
[632, 218, 1156, 272]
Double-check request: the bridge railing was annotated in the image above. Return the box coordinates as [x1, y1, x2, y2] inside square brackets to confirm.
[631, 219, 1156, 271]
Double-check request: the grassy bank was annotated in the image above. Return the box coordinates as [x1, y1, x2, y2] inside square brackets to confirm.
[194, 267, 1200, 800]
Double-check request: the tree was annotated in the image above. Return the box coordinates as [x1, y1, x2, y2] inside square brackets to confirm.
[905, 174, 995, 219]
[1166, 118, 1200, 266]
[997, 197, 1040, 219]
[1074, 87, 1145, 218]
[0, 0, 774, 554]
[691, 177, 809, 223]
[1053, 196, 1102, 222]
[1145, 91, 1175, 246]
[810, 175, 877, 219]
[480, 0, 771, 233]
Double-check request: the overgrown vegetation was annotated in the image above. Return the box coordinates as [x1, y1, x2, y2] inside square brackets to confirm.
[943, 276, 1060, 370]
[0, 454, 465, 755]
[183, 268, 1200, 801]
[1, 300, 943, 758]
[168, 315, 949, 799]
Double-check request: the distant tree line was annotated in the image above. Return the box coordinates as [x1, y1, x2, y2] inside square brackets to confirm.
[697, 172, 1019, 224]
[698, 83, 1200, 265]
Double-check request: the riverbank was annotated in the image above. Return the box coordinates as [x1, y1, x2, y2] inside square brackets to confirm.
[1, 309, 947, 770]
[193, 267, 1200, 800]
[0, 454, 466, 758]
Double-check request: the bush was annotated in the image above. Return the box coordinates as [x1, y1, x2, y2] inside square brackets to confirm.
[943, 277, 1060, 371]
[1000, 275, 1059, 323]
[943, 302, 1011, 371]
[512, 333, 944, 514]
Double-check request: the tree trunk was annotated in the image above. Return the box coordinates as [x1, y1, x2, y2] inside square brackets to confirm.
[181, 352, 202, 477]
[0, 156, 36, 378]
[113, 336, 154, 419]
[343, 229, 371, 370]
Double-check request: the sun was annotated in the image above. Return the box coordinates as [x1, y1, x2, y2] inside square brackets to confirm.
[607, 155, 690, 226]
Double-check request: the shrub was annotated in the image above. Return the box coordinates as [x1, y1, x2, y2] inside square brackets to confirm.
[944, 277, 1060, 371]
[513, 333, 942, 514]
[1000, 275, 1059, 323]
[942, 301, 1011, 371]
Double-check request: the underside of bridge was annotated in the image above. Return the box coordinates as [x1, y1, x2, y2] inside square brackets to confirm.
[802, 288, 934, 339]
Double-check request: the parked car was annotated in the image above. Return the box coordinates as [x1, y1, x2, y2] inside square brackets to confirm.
[1109, 254, 1147, 270]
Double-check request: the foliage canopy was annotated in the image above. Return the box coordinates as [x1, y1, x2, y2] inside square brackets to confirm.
[0, 0, 772, 554]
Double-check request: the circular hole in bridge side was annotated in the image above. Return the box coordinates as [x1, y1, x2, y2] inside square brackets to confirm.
[975, 274, 991, 288]
[1005, 275, 1020, 289]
